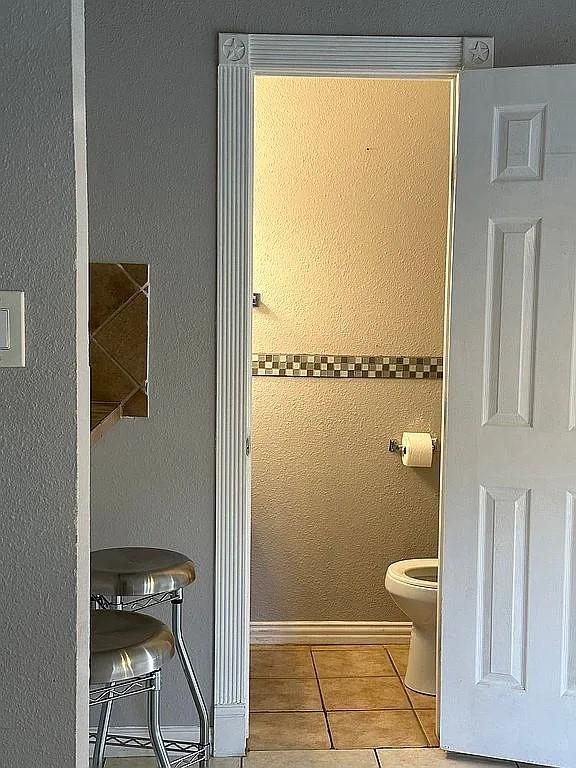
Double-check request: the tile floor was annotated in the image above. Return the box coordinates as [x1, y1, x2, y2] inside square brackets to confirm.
[104, 748, 531, 766]
[249, 644, 432, 751]
[99, 645, 539, 766]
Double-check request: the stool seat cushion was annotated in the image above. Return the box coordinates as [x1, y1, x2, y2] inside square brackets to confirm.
[91, 547, 196, 596]
[90, 609, 175, 684]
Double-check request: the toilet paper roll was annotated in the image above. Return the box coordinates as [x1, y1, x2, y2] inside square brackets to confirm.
[401, 432, 433, 467]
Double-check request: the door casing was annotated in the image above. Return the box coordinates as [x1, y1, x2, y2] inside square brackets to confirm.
[215, 32, 493, 757]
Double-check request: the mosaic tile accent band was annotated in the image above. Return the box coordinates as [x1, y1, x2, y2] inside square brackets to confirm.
[252, 354, 443, 379]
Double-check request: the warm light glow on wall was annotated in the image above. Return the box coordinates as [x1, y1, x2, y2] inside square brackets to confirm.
[253, 76, 452, 357]
[251, 76, 452, 623]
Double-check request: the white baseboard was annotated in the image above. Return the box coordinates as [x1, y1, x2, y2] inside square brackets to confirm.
[213, 703, 247, 757]
[89, 726, 202, 758]
[250, 620, 412, 645]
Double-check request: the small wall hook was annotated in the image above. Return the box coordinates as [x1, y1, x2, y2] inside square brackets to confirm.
[252, 292, 261, 307]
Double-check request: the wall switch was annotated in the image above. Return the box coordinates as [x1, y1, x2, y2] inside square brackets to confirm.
[0, 309, 9, 349]
[0, 292, 25, 367]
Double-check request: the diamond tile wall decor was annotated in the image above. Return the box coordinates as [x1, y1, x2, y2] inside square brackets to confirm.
[252, 354, 442, 379]
[89, 263, 150, 439]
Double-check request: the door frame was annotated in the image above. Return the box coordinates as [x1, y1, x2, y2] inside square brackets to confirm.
[215, 32, 494, 757]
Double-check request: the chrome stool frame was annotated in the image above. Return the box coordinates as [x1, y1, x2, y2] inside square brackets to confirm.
[90, 607, 176, 768]
[90, 670, 173, 768]
[91, 587, 210, 767]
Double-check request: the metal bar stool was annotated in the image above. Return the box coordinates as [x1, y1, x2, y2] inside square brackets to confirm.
[91, 547, 210, 767]
[90, 609, 175, 768]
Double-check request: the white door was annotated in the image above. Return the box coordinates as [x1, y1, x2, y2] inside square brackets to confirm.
[441, 64, 576, 768]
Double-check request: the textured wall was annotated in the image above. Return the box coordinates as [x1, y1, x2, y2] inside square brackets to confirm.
[0, 0, 89, 764]
[252, 77, 450, 621]
[86, 0, 576, 726]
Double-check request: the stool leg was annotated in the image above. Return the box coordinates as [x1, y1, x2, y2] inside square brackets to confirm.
[93, 692, 113, 768]
[147, 671, 172, 768]
[171, 589, 210, 764]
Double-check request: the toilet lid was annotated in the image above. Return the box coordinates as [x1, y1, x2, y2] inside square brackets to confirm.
[387, 558, 438, 589]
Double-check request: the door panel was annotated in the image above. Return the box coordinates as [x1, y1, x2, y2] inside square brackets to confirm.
[476, 485, 529, 689]
[441, 65, 576, 767]
[482, 218, 539, 427]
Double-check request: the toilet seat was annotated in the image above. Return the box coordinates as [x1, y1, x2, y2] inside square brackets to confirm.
[386, 558, 438, 590]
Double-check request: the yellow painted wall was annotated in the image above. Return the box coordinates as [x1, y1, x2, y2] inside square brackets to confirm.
[252, 76, 452, 621]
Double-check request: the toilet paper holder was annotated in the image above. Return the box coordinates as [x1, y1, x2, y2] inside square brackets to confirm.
[388, 437, 438, 455]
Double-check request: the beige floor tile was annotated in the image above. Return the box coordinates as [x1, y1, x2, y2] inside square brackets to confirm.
[311, 645, 385, 651]
[250, 677, 322, 712]
[376, 748, 517, 766]
[406, 687, 436, 709]
[209, 759, 242, 767]
[313, 648, 395, 678]
[249, 711, 331, 750]
[251, 648, 316, 679]
[386, 645, 409, 676]
[327, 710, 427, 749]
[320, 676, 410, 710]
[415, 709, 439, 747]
[244, 749, 379, 767]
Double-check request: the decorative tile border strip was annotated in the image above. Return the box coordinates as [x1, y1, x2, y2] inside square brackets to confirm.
[252, 354, 443, 379]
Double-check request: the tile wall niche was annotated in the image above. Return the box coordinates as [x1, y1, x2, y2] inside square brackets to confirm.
[89, 263, 150, 441]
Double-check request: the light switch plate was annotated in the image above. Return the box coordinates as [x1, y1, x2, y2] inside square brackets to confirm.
[0, 292, 25, 367]
[0, 309, 9, 349]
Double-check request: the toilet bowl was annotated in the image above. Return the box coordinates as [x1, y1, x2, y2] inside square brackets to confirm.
[385, 558, 438, 696]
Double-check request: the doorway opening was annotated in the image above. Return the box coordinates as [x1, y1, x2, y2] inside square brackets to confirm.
[215, 33, 494, 760]
[249, 74, 455, 753]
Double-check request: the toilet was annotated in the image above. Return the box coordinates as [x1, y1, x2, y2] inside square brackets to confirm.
[385, 558, 438, 696]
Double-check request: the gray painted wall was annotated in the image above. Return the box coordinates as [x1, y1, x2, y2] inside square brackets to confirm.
[86, 0, 576, 728]
[1, 0, 89, 765]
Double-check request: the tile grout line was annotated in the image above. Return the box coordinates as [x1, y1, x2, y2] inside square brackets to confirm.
[310, 644, 336, 750]
[249, 644, 434, 754]
[384, 647, 431, 748]
[249, 644, 335, 752]
[90, 285, 145, 338]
